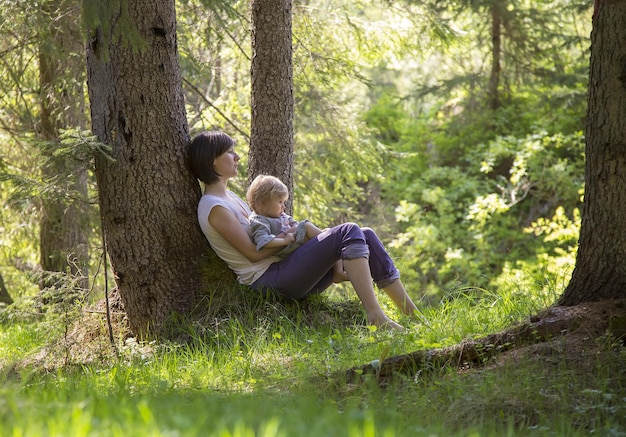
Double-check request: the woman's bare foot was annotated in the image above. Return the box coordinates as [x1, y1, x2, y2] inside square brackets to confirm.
[367, 313, 404, 331]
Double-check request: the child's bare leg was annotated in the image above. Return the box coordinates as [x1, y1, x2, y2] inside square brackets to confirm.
[304, 221, 323, 241]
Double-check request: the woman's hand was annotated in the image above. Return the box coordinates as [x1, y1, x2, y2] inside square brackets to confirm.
[209, 206, 278, 262]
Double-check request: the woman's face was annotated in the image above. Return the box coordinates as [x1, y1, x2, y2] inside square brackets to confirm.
[213, 146, 240, 180]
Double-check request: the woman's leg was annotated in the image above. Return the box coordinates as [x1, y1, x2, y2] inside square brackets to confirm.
[342, 258, 403, 330]
[251, 223, 365, 299]
[361, 227, 400, 285]
[251, 223, 405, 329]
[362, 228, 419, 317]
[382, 279, 418, 317]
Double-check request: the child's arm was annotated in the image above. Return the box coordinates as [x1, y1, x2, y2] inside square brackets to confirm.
[262, 231, 296, 248]
[250, 217, 296, 250]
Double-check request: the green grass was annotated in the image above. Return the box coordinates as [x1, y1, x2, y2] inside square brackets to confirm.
[0, 278, 624, 436]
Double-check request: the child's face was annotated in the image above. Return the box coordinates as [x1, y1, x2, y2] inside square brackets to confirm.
[259, 194, 288, 218]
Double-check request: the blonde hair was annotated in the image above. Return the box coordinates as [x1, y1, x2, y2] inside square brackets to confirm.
[246, 175, 288, 212]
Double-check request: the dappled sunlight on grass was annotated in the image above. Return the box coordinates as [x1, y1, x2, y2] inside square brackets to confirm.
[1, 279, 625, 436]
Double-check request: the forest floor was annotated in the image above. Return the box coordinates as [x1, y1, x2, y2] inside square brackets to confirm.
[5, 295, 624, 435]
[19, 294, 626, 386]
[345, 298, 626, 384]
[490, 298, 625, 366]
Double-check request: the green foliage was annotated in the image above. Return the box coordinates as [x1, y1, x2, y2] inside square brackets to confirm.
[178, 0, 453, 226]
[1, 0, 592, 316]
[0, 0, 592, 331]
[355, 0, 590, 300]
[0, 128, 109, 309]
[1, 130, 107, 204]
[1, 2, 99, 303]
[381, 128, 584, 299]
[1, 1, 620, 435]
[178, 0, 251, 137]
[0, 138, 40, 300]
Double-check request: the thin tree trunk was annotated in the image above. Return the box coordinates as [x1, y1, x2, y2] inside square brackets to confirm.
[84, 0, 211, 337]
[38, 0, 89, 291]
[0, 274, 12, 305]
[488, 2, 502, 111]
[559, 0, 626, 305]
[249, 0, 294, 211]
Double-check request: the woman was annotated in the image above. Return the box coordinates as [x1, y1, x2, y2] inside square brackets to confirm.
[188, 130, 418, 330]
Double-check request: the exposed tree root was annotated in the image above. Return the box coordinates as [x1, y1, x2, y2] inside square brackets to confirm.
[344, 299, 626, 384]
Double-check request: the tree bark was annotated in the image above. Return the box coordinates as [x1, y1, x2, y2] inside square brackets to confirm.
[0, 273, 12, 305]
[84, 0, 210, 337]
[343, 300, 626, 384]
[345, 307, 575, 383]
[38, 0, 89, 291]
[249, 0, 294, 211]
[559, 0, 626, 305]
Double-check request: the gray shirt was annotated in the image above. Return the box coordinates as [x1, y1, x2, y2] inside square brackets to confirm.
[249, 212, 309, 258]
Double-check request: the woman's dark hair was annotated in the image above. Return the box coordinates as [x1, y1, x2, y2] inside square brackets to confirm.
[188, 131, 235, 184]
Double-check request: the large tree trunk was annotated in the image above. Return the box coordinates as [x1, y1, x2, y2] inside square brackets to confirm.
[559, 1, 626, 305]
[249, 0, 294, 210]
[84, 0, 209, 337]
[38, 0, 89, 291]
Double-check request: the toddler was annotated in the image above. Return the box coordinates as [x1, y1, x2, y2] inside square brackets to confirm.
[246, 174, 323, 257]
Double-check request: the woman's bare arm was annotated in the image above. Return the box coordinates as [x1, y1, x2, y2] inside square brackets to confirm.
[208, 206, 278, 262]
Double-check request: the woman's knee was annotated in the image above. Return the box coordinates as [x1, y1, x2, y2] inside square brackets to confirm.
[361, 227, 375, 238]
[334, 222, 369, 260]
[340, 221, 360, 230]
[361, 226, 392, 260]
[361, 227, 383, 246]
[337, 222, 364, 239]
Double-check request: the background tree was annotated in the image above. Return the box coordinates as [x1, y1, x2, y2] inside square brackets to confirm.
[0, 1, 44, 301]
[559, 1, 626, 305]
[83, 0, 209, 337]
[1, 0, 592, 320]
[365, 0, 590, 298]
[487, 1, 502, 111]
[0, 0, 97, 304]
[178, 0, 251, 139]
[0, 274, 12, 305]
[38, 0, 90, 292]
[248, 0, 294, 203]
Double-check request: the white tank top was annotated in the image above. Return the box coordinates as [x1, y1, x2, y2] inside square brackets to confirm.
[197, 191, 278, 285]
